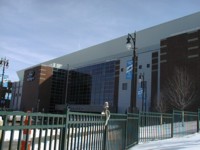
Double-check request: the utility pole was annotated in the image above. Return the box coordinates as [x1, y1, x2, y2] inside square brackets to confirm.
[0, 58, 9, 87]
[0, 58, 9, 107]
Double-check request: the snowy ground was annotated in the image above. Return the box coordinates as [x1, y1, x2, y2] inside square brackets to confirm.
[129, 133, 200, 150]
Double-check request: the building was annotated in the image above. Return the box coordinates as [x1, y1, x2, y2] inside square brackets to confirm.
[15, 12, 200, 113]
[10, 81, 23, 110]
[20, 65, 69, 113]
[66, 60, 120, 112]
[0, 80, 12, 108]
[158, 29, 200, 111]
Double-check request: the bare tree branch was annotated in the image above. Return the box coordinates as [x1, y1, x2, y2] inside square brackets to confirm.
[163, 67, 197, 110]
[155, 91, 168, 113]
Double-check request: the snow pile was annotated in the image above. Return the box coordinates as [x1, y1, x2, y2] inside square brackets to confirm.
[130, 133, 200, 150]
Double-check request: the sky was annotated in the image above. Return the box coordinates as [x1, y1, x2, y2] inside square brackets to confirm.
[130, 133, 200, 150]
[0, 0, 200, 82]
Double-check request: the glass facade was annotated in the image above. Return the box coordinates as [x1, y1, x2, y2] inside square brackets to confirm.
[49, 68, 68, 112]
[67, 60, 119, 107]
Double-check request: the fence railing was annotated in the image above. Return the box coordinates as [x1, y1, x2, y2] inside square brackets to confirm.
[0, 109, 200, 150]
[64, 111, 105, 150]
[139, 112, 173, 142]
[0, 111, 66, 150]
[0, 109, 139, 150]
[173, 110, 199, 137]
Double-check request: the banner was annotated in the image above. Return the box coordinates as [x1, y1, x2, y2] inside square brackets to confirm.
[138, 87, 143, 98]
[0, 75, 9, 87]
[126, 60, 133, 80]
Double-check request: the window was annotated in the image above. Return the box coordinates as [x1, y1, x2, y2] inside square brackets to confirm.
[67, 60, 119, 105]
[188, 54, 199, 59]
[122, 83, 127, 90]
[188, 37, 198, 42]
[188, 46, 199, 51]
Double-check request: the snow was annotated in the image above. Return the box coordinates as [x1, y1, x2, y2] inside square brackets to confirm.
[3, 129, 60, 141]
[129, 133, 200, 150]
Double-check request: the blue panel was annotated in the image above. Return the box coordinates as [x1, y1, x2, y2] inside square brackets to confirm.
[126, 60, 133, 80]
[137, 87, 143, 98]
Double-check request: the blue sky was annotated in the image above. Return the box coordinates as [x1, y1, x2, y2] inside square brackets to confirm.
[0, 0, 200, 82]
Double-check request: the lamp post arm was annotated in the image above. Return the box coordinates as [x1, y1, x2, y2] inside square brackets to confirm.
[128, 33, 136, 58]
[127, 34, 135, 44]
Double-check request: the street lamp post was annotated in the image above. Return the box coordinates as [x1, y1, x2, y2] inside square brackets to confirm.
[0, 58, 9, 106]
[139, 72, 148, 112]
[139, 73, 145, 112]
[0, 58, 9, 88]
[37, 99, 40, 112]
[126, 32, 137, 113]
[139, 72, 147, 126]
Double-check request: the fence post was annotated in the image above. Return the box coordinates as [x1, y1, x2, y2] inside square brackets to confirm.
[125, 113, 128, 148]
[101, 102, 110, 150]
[197, 109, 200, 133]
[181, 111, 184, 127]
[21, 112, 32, 150]
[0, 115, 5, 150]
[137, 111, 140, 144]
[61, 108, 69, 150]
[0, 116, 3, 140]
[171, 110, 174, 138]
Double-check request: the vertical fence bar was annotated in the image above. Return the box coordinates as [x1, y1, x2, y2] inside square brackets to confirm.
[43, 116, 49, 150]
[138, 112, 141, 143]
[102, 102, 110, 150]
[17, 116, 24, 150]
[85, 115, 88, 149]
[61, 108, 69, 150]
[99, 119, 103, 150]
[93, 117, 97, 149]
[49, 117, 54, 150]
[0, 115, 6, 150]
[83, 116, 86, 149]
[8, 116, 15, 150]
[31, 116, 36, 150]
[90, 116, 94, 150]
[54, 118, 58, 150]
[102, 119, 107, 150]
[38, 115, 43, 150]
[74, 115, 77, 149]
[171, 110, 174, 138]
[137, 112, 140, 145]
[32, 128, 36, 150]
[125, 113, 139, 149]
[197, 109, 200, 132]
[125, 113, 128, 147]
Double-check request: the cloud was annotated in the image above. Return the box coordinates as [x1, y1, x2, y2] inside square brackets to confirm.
[0, 38, 53, 66]
[1, 0, 200, 82]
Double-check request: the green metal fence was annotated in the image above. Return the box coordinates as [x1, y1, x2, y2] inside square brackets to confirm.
[106, 113, 127, 150]
[139, 112, 172, 142]
[63, 110, 105, 150]
[173, 110, 198, 137]
[105, 113, 139, 150]
[0, 111, 66, 150]
[126, 113, 139, 149]
[0, 109, 200, 150]
[0, 110, 139, 150]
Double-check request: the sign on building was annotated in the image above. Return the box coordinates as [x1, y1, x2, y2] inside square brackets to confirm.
[126, 60, 133, 80]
